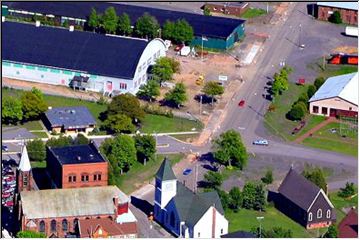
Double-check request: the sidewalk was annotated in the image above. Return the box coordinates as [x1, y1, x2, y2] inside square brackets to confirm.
[294, 117, 339, 143]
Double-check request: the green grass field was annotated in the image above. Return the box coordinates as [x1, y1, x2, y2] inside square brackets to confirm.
[112, 154, 184, 194]
[30, 161, 46, 168]
[329, 191, 358, 226]
[241, 8, 267, 18]
[141, 114, 203, 134]
[317, 65, 358, 79]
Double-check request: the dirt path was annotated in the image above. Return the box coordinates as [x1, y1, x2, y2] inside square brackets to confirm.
[294, 117, 340, 143]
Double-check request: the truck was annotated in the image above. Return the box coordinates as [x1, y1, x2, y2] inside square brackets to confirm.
[345, 26, 358, 37]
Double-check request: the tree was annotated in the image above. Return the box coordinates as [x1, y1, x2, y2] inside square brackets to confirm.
[328, 11, 342, 24]
[204, 171, 223, 189]
[107, 93, 145, 122]
[17, 230, 46, 238]
[254, 182, 266, 211]
[152, 57, 175, 85]
[261, 169, 273, 184]
[203, 6, 211, 16]
[46, 135, 73, 148]
[314, 77, 325, 90]
[135, 12, 160, 39]
[168, 57, 180, 73]
[323, 225, 338, 238]
[162, 20, 176, 40]
[102, 7, 118, 34]
[100, 135, 136, 176]
[164, 82, 187, 108]
[31, 87, 44, 101]
[253, 227, 293, 238]
[242, 182, 256, 209]
[229, 186, 243, 211]
[136, 80, 160, 101]
[21, 90, 48, 120]
[117, 12, 132, 35]
[27, 139, 46, 162]
[286, 102, 306, 121]
[88, 8, 100, 31]
[338, 182, 356, 198]
[103, 113, 135, 134]
[271, 75, 283, 96]
[203, 81, 224, 105]
[174, 19, 194, 44]
[217, 189, 230, 210]
[302, 166, 327, 192]
[212, 130, 248, 169]
[307, 85, 317, 99]
[74, 133, 89, 145]
[2, 97, 23, 124]
[297, 92, 309, 105]
[134, 134, 156, 164]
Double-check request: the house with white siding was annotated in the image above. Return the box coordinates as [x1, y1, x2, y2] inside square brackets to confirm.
[153, 158, 228, 238]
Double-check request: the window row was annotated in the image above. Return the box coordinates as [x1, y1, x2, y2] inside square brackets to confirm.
[68, 173, 102, 183]
[308, 209, 331, 221]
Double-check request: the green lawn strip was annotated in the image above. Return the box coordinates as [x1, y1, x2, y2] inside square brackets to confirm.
[241, 8, 267, 18]
[315, 122, 357, 140]
[225, 206, 314, 237]
[293, 115, 326, 138]
[113, 153, 184, 194]
[264, 83, 308, 141]
[302, 137, 357, 157]
[329, 192, 358, 226]
[30, 161, 46, 168]
[141, 114, 203, 134]
[32, 132, 49, 138]
[2, 120, 44, 132]
[317, 65, 358, 79]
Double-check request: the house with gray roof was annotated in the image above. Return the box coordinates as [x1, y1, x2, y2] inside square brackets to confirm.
[153, 158, 228, 238]
[275, 168, 336, 229]
[43, 106, 96, 134]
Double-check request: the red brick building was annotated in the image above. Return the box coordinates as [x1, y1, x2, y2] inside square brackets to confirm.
[79, 218, 138, 238]
[203, 2, 249, 16]
[17, 145, 33, 193]
[46, 142, 108, 189]
[19, 186, 138, 238]
[317, 2, 358, 25]
[339, 208, 358, 238]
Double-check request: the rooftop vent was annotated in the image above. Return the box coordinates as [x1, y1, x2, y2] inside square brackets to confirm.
[69, 25, 74, 32]
[77, 156, 81, 161]
[35, 21, 40, 27]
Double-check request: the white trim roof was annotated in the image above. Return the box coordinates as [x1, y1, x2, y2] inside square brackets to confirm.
[18, 145, 31, 172]
[317, 2, 358, 11]
[307, 189, 335, 212]
[309, 72, 358, 105]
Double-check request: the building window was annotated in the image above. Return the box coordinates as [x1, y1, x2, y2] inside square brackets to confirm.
[73, 218, 79, 232]
[120, 83, 127, 90]
[308, 212, 313, 221]
[39, 220, 45, 233]
[68, 175, 76, 182]
[157, 50, 160, 57]
[313, 106, 319, 113]
[153, 53, 157, 61]
[23, 175, 28, 186]
[142, 62, 146, 70]
[326, 210, 331, 218]
[16, 71, 20, 75]
[93, 174, 101, 181]
[221, 229, 223, 234]
[147, 58, 152, 65]
[94, 174, 97, 181]
[62, 219, 68, 232]
[321, 107, 328, 115]
[198, 232, 200, 237]
[138, 65, 142, 73]
[349, 107, 352, 111]
[81, 174, 89, 182]
[50, 220, 57, 232]
[317, 209, 322, 218]
[98, 174, 101, 181]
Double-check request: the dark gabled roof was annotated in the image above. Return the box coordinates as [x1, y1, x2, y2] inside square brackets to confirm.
[278, 168, 320, 211]
[173, 182, 224, 227]
[155, 158, 176, 181]
[221, 231, 256, 238]
[3, 2, 245, 39]
[47, 142, 106, 165]
[2, 21, 148, 79]
[45, 106, 96, 129]
[339, 208, 358, 238]
[79, 218, 137, 237]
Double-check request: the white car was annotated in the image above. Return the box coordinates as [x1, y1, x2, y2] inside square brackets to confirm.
[253, 139, 269, 146]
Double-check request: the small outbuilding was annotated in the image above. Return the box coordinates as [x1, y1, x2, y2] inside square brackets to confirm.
[309, 72, 358, 118]
[43, 106, 96, 134]
[338, 208, 358, 238]
[316, 2, 358, 25]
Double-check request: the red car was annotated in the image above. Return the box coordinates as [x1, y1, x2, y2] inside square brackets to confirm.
[2, 193, 11, 198]
[4, 201, 14, 207]
[238, 100, 245, 107]
[174, 44, 185, 52]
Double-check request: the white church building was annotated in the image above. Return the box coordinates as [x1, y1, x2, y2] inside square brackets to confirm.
[154, 158, 229, 238]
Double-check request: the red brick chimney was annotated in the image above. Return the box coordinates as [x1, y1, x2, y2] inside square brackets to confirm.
[113, 196, 119, 219]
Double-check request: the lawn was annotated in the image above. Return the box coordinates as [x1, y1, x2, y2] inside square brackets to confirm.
[2, 120, 44, 132]
[264, 83, 309, 141]
[329, 191, 358, 226]
[141, 114, 203, 134]
[112, 154, 184, 194]
[294, 115, 326, 138]
[317, 65, 358, 80]
[225, 206, 317, 238]
[30, 161, 46, 168]
[240, 8, 267, 18]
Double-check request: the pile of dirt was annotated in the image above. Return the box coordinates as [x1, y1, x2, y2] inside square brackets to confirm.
[333, 46, 358, 54]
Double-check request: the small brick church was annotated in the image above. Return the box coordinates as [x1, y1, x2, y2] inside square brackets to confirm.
[16, 143, 138, 238]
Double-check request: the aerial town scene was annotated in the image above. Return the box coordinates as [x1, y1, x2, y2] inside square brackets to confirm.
[1, 1, 358, 238]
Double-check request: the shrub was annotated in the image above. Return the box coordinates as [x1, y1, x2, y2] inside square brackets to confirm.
[307, 85, 317, 99]
[261, 169, 273, 184]
[297, 92, 309, 105]
[328, 11, 342, 24]
[314, 77, 325, 90]
[338, 182, 356, 198]
[287, 102, 306, 121]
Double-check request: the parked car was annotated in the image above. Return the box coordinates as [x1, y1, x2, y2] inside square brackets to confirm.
[2, 145, 9, 152]
[183, 168, 192, 176]
[3, 172, 14, 176]
[253, 139, 269, 146]
[2, 193, 11, 198]
[3, 188, 15, 194]
[4, 201, 14, 207]
[238, 99, 245, 107]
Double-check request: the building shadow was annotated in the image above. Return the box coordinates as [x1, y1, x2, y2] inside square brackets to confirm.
[306, 3, 317, 17]
[32, 168, 52, 190]
[130, 196, 153, 216]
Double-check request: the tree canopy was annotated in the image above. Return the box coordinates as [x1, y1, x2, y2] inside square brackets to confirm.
[21, 88, 48, 120]
[302, 166, 327, 192]
[328, 11, 342, 24]
[202, 81, 224, 105]
[242, 181, 266, 211]
[261, 169, 273, 184]
[152, 57, 176, 85]
[162, 19, 194, 44]
[338, 182, 356, 198]
[17, 231, 46, 238]
[27, 139, 46, 162]
[117, 12, 132, 35]
[134, 134, 156, 164]
[253, 227, 293, 238]
[46, 135, 73, 148]
[323, 225, 338, 238]
[88, 8, 100, 31]
[2, 97, 23, 124]
[136, 80, 160, 101]
[135, 12, 160, 39]
[102, 7, 118, 34]
[107, 93, 145, 122]
[229, 186, 243, 211]
[212, 130, 248, 169]
[204, 171, 223, 189]
[314, 77, 325, 90]
[286, 102, 306, 121]
[74, 133, 90, 145]
[103, 113, 135, 134]
[164, 82, 188, 108]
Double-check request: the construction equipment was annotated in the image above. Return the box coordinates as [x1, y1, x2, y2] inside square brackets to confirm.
[328, 53, 358, 65]
[196, 75, 204, 86]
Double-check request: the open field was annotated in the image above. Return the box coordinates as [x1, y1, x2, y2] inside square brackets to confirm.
[112, 154, 184, 194]
[241, 8, 267, 18]
[141, 115, 203, 134]
[317, 64, 358, 79]
[329, 191, 358, 226]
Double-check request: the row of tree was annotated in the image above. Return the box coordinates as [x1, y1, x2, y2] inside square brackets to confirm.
[88, 7, 194, 43]
[2, 87, 48, 124]
[271, 66, 293, 97]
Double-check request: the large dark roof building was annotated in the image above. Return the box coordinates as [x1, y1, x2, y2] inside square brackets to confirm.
[276, 168, 335, 229]
[44, 106, 96, 134]
[2, 2, 245, 49]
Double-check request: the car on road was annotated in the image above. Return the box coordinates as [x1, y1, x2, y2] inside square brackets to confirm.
[2, 145, 8, 152]
[183, 168, 192, 176]
[238, 99, 245, 107]
[253, 139, 269, 146]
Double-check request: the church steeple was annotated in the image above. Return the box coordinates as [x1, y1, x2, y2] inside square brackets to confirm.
[18, 145, 32, 192]
[154, 158, 177, 209]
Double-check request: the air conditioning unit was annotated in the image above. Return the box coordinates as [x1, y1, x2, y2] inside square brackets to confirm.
[69, 25, 74, 32]
[35, 20, 40, 27]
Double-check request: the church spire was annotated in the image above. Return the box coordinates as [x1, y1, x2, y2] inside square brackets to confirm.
[18, 145, 31, 172]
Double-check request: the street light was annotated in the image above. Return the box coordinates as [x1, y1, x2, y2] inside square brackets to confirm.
[256, 216, 264, 238]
